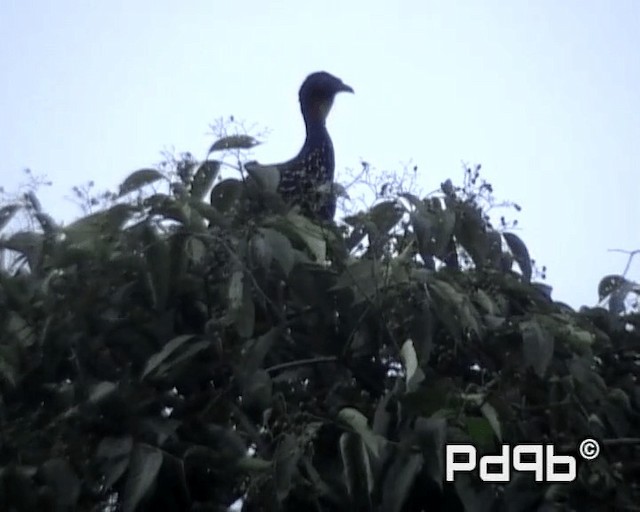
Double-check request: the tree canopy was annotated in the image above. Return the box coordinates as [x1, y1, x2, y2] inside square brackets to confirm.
[0, 135, 638, 511]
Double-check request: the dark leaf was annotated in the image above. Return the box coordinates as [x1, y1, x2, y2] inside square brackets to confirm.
[118, 168, 165, 197]
[242, 327, 280, 376]
[228, 270, 255, 339]
[96, 435, 134, 459]
[441, 179, 455, 195]
[1, 231, 43, 269]
[331, 259, 378, 303]
[520, 319, 554, 378]
[0, 203, 20, 233]
[122, 443, 164, 512]
[65, 204, 136, 242]
[398, 192, 424, 211]
[141, 335, 196, 380]
[337, 407, 385, 459]
[88, 381, 118, 404]
[38, 458, 81, 510]
[465, 417, 495, 449]
[503, 232, 532, 281]
[245, 162, 281, 193]
[279, 212, 327, 262]
[190, 160, 221, 200]
[260, 227, 294, 276]
[410, 211, 433, 265]
[144, 231, 171, 310]
[209, 178, 243, 213]
[598, 275, 627, 301]
[208, 134, 260, 153]
[454, 473, 499, 512]
[413, 417, 447, 488]
[368, 200, 403, 232]
[380, 448, 422, 512]
[274, 434, 301, 503]
[35, 211, 58, 235]
[153, 341, 211, 380]
[242, 369, 273, 415]
[339, 432, 373, 506]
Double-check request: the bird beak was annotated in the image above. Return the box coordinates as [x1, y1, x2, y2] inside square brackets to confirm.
[338, 82, 354, 94]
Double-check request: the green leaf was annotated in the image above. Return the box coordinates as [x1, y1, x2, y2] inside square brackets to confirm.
[228, 270, 244, 311]
[88, 381, 117, 404]
[35, 211, 58, 235]
[473, 288, 499, 315]
[0, 349, 18, 388]
[153, 341, 211, 379]
[380, 450, 423, 512]
[332, 259, 379, 304]
[138, 226, 169, 309]
[274, 434, 300, 503]
[283, 212, 327, 262]
[185, 236, 206, 265]
[520, 319, 554, 378]
[242, 369, 273, 415]
[118, 168, 165, 197]
[398, 192, 423, 210]
[189, 200, 227, 228]
[102, 455, 132, 489]
[598, 275, 627, 300]
[441, 179, 455, 195]
[332, 182, 350, 199]
[6, 311, 35, 348]
[38, 458, 81, 510]
[368, 200, 404, 232]
[340, 432, 373, 505]
[228, 270, 255, 339]
[400, 339, 424, 391]
[141, 335, 196, 380]
[410, 211, 433, 264]
[242, 328, 280, 376]
[480, 402, 502, 442]
[0, 231, 43, 269]
[96, 436, 134, 460]
[208, 134, 260, 153]
[503, 232, 532, 281]
[190, 160, 221, 200]
[209, 178, 243, 213]
[0, 204, 20, 233]
[65, 204, 135, 241]
[431, 208, 456, 259]
[122, 443, 164, 512]
[250, 231, 273, 271]
[561, 324, 596, 352]
[337, 407, 386, 459]
[413, 417, 447, 488]
[260, 228, 294, 276]
[453, 202, 490, 266]
[454, 474, 498, 511]
[245, 162, 281, 193]
[428, 279, 482, 340]
[372, 393, 394, 437]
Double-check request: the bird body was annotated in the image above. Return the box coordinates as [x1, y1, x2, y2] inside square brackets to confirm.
[245, 71, 353, 221]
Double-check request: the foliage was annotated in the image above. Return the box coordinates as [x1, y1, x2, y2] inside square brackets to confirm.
[0, 140, 639, 512]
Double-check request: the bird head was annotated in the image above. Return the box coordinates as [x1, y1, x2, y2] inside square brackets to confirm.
[299, 71, 354, 124]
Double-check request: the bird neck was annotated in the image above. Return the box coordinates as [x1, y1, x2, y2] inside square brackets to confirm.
[303, 119, 331, 148]
[301, 99, 334, 130]
[304, 117, 328, 133]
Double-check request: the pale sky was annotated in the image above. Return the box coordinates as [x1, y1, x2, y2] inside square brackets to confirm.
[2, 0, 639, 309]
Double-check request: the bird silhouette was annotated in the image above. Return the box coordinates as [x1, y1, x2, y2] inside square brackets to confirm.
[245, 71, 354, 221]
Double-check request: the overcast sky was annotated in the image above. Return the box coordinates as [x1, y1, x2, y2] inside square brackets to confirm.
[2, 0, 639, 309]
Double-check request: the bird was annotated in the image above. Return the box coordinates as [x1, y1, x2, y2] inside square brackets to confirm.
[245, 71, 354, 221]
